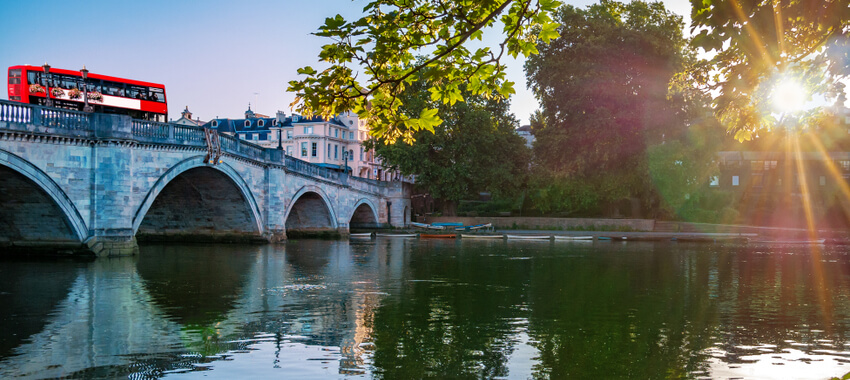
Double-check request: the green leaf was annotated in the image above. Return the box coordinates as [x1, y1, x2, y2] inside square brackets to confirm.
[418, 107, 442, 132]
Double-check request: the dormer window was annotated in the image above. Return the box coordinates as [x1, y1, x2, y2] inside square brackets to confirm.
[272, 119, 277, 127]
[292, 115, 300, 122]
[244, 120, 251, 128]
[211, 120, 218, 127]
[258, 120, 265, 127]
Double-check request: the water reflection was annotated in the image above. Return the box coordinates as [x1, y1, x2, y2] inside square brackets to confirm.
[0, 259, 87, 358]
[137, 244, 257, 328]
[0, 240, 849, 378]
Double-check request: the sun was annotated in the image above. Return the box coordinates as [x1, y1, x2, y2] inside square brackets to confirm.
[772, 78, 808, 113]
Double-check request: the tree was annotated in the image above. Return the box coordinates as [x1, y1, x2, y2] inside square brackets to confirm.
[367, 79, 530, 215]
[524, 0, 690, 213]
[287, 0, 562, 144]
[684, 0, 850, 141]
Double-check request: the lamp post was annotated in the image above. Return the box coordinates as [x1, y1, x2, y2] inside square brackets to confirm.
[42, 63, 53, 107]
[277, 128, 283, 150]
[343, 150, 349, 175]
[80, 66, 93, 112]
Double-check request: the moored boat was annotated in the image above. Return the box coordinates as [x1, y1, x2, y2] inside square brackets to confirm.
[350, 232, 373, 238]
[376, 233, 418, 238]
[420, 233, 457, 239]
[410, 222, 445, 230]
[455, 223, 494, 231]
[461, 234, 504, 239]
[506, 234, 551, 240]
[553, 235, 593, 240]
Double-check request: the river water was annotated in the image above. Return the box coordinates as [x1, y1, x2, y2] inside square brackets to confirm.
[1, 239, 850, 379]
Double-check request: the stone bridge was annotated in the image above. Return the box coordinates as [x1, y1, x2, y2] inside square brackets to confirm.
[0, 100, 411, 256]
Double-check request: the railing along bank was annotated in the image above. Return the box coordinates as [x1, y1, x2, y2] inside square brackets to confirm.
[0, 99, 393, 191]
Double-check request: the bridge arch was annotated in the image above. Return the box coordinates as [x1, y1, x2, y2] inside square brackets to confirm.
[349, 198, 380, 228]
[0, 148, 87, 242]
[133, 156, 264, 239]
[285, 185, 338, 236]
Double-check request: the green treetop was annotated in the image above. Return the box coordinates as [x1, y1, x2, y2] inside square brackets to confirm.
[367, 76, 531, 213]
[288, 0, 562, 144]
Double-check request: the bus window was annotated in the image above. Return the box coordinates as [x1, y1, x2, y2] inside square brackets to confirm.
[86, 80, 102, 94]
[8, 69, 21, 84]
[27, 71, 41, 85]
[59, 75, 78, 90]
[149, 87, 165, 102]
[128, 85, 146, 100]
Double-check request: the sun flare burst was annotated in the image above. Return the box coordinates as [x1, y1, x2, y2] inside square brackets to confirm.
[772, 78, 808, 113]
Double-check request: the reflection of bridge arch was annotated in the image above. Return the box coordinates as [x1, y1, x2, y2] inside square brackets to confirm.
[285, 185, 338, 235]
[133, 156, 264, 238]
[0, 148, 87, 243]
[349, 199, 380, 228]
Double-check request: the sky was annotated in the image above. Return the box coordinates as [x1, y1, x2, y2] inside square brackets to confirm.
[0, 0, 692, 125]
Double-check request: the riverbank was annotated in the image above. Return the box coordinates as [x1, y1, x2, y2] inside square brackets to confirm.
[403, 217, 850, 243]
[420, 216, 654, 232]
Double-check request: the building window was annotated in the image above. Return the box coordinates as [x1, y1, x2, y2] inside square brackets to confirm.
[211, 120, 218, 127]
[334, 128, 339, 138]
[328, 144, 332, 157]
[304, 126, 313, 134]
[349, 132, 354, 140]
[252, 134, 258, 141]
[301, 142, 307, 157]
[709, 176, 719, 187]
[360, 147, 364, 161]
[312, 142, 317, 157]
[258, 120, 265, 127]
[334, 145, 338, 159]
[245, 120, 251, 128]
[286, 146, 292, 155]
[732, 176, 739, 186]
[839, 160, 850, 172]
[286, 130, 292, 139]
[821, 176, 826, 186]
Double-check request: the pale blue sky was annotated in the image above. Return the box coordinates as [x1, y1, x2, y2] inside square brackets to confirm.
[0, 0, 692, 125]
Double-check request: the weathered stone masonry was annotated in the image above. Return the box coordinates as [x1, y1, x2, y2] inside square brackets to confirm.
[0, 100, 410, 256]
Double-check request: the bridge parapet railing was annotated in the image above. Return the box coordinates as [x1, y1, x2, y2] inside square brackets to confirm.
[0, 99, 91, 132]
[284, 155, 341, 181]
[0, 100, 34, 124]
[131, 120, 207, 145]
[219, 134, 267, 162]
[132, 120, 171, 140]
[40, 108, 91, 131]
[347, 175, 402, 194]
[174, 125, 205, 142]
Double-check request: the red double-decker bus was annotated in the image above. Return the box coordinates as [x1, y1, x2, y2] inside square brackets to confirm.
[7, 65, 167, 122]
